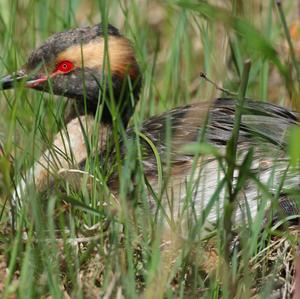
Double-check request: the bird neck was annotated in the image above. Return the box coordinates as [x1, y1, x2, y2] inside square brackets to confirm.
[75, 72, 142, 126]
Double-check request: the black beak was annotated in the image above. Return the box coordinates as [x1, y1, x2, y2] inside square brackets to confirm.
[0, 70, 27, 90]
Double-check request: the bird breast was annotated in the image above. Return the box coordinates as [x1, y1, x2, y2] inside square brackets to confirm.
[12, 115, 110, 202]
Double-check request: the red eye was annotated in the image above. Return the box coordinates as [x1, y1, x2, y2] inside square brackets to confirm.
[55, 60, 74, 73]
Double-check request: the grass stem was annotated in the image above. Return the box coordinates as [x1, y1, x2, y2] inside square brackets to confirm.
[276, 0, 300, 85]
[223, 59, 251, 295]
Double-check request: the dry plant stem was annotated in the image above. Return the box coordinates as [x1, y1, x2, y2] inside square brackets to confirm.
[276, 0, 300, 84]
[293, 251, 300, 299]
[223, 59, 251, 294]
[199, 72, 237, 96]
[141, 228, 183, 299]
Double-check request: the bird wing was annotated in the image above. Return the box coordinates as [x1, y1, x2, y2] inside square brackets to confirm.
[131, 98, 298, 173]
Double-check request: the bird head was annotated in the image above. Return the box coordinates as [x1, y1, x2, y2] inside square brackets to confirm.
[0, 24, 141, 125]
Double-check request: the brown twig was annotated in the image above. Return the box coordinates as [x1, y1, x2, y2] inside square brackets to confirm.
[199, 72, 238, 96]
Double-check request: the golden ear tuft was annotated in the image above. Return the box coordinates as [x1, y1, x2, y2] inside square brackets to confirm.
[57, 36, 138, 78]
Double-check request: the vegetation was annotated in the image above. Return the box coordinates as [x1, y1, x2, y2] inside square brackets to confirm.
[0, 0, 300, 298]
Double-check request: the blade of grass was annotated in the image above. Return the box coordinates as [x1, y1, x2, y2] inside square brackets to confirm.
[222, 59, 251, 297]
[276, 0, 300, 84]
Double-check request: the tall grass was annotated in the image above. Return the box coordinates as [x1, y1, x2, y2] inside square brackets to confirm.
[0, 0, 299, 298]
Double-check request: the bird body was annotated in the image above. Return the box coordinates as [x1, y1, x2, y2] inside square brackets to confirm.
[106, 98, 299, 225]
[1, 24, 299, 228]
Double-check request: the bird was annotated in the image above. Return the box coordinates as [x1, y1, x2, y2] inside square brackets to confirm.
[1, 23, 299, 229]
